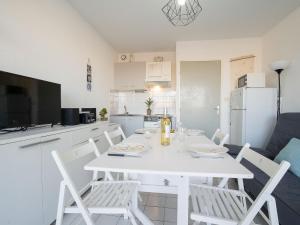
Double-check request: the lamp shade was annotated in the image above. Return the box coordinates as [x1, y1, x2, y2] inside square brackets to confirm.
[270, 60, 289, 71]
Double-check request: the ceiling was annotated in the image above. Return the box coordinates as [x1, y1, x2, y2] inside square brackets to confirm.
[67, 0, 300, 52]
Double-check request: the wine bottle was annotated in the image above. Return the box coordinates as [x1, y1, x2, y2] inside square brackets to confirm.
[161, 107, 171, 146]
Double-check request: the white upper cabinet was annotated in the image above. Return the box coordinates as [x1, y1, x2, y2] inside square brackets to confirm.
[146, 61, 172, 82]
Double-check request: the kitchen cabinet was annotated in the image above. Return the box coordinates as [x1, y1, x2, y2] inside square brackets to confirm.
[114, 62, 146, 90]
[41, 133, 72, 225]
[146, 61, 171, 82]
[126, 116, 144, 136]
[110, 115, 144, 137]
[0, 122, 119, 225]
[0, 138, 43, 225]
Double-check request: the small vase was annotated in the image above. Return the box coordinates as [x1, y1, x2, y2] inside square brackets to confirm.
[147, 109, 152, 116]
[100, 117, 108, 121]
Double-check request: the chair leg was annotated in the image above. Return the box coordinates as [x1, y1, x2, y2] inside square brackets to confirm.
[128, 210, 138, 225]
[267, 196, 279, 225]
[56, 181, 66, 225]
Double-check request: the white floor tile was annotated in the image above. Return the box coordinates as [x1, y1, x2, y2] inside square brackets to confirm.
[164, 222, 176, 225]
[144, 206, 165, 221]
[164, 208, 177, 223]
[146, 195, 166, 207]
[116, 218, 131, 225]
[95, 215, 120, 225]
[164, 197, 177, 209]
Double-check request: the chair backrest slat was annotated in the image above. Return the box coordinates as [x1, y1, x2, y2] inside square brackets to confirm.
[104, 126, 126, 147]
[58, 139, 99, 164]
[242, 148, 281, 177]
[211, 128, 229, 146]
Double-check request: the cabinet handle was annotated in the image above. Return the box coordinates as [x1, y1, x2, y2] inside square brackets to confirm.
[19, 137, 61, 149]
[19, 141, 41, 149]
[91, 128, 99, 131]
[40, 138, 61, 145]
[74, 140, 88, 146]
[94, 139, 100, 143]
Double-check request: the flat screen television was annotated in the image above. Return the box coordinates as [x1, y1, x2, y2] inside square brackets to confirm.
[0, 70, 61, 129]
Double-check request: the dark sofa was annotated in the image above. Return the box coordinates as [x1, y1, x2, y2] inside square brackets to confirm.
[225, 113, 300, 225]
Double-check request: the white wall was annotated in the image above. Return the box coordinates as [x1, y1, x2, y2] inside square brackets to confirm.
[176, 38, 262, 133]
[262, 7, 300, 112]
[0, 0, 116, 116]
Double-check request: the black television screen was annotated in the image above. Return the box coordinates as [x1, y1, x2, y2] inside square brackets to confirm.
[0, 70, 61, 129]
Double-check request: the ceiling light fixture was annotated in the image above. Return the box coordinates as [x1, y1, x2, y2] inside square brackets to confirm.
[162, 0, 202, 26]
[177, 0, 187, 6]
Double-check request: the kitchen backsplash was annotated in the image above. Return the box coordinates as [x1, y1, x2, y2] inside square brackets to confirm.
[110, 90, 176, 115]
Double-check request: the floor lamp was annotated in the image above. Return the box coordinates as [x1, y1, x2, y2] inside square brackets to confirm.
[270, 60, 289, 120]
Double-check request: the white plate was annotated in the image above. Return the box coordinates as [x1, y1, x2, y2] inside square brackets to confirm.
[188, 144, 228, 156]
[135, 128, 157, 134]
[110, 143, 147, 156]
[186, 129, 205, 136]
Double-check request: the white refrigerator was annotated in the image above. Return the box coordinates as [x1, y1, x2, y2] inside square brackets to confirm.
[230, 87, 277, 148]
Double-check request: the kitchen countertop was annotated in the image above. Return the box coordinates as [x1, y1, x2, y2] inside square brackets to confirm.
[110, 114, 145, 117]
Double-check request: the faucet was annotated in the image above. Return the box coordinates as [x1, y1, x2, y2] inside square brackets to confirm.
[124, 105, 128, 115]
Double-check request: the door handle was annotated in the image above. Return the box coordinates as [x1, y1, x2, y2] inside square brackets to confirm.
[91, 127, 99, 131]
[214, 105, 220, 115]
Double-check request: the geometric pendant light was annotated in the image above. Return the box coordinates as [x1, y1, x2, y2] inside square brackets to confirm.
[162, 0, 202, 26]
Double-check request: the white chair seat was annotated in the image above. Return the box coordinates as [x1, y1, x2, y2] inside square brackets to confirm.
[65, 181, 138, 214]
[190, 184, 248, 225]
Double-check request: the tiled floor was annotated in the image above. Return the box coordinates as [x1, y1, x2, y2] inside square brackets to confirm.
[61, 191, 268, 225]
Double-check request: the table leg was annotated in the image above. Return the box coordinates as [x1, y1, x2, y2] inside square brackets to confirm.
[177, 176, 189, 225]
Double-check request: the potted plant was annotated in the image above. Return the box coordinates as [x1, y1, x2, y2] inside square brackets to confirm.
[99, 108, 108, 121]
[145, 97, 154, 116]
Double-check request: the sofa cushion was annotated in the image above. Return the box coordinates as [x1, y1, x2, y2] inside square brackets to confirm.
[241, 159, 300, 220]
[266, 113, 300, 158]
[225, 144, 274, 159]
[275, 138, 300, 177]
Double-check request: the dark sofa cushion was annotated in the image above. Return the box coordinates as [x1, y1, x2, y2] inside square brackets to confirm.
[225, 144, 274, 159]
[242, 159, 300, 225]
[266, 113, 300, 158]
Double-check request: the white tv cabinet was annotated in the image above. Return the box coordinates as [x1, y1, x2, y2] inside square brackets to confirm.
[0, 122, 119, 225]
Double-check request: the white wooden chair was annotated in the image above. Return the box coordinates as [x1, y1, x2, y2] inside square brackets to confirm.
[190, 145, 290, 225]
[52, 140, 140, 225]
[104, 126, 143, 202]
[89, 138, 114, 182]
[104, 126, 126, 147]
[211, 128, 229, 146]
[104, 126, 128, 180]
[217, 143, 251, 189]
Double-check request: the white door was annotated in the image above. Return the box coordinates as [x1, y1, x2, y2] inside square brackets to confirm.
[180, 61, 221, 137]
[230, 109, 246, 145]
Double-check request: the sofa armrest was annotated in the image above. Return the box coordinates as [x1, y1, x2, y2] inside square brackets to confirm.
[224, 144, 274, 159]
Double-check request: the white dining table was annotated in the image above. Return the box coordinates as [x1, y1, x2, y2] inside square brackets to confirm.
[84, 132, 253, 225]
